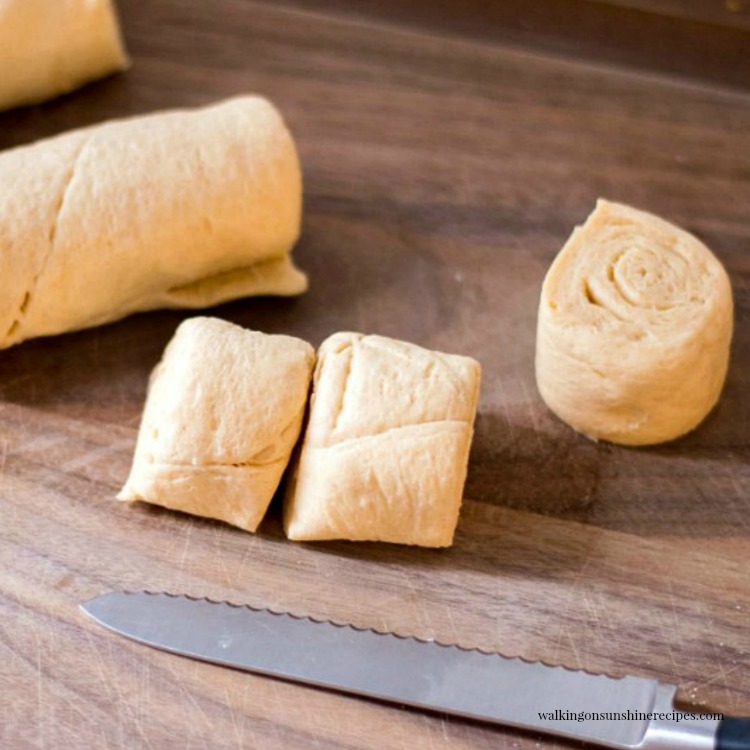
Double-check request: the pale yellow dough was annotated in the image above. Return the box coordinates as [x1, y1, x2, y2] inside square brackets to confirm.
[536, 199, 733, 446]
[0, 0, 128, 111]
[284, 333, 481, 547]
[118, 318, 315, 532]
[0, 96, 306, 349]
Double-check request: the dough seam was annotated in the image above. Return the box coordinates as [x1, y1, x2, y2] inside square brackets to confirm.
[8, 135, 91, 341]
[145, 458, 289, 471]
[145, 405, 308, 470]
[163, 259, 289, 297]
[330, 343, 354, 435]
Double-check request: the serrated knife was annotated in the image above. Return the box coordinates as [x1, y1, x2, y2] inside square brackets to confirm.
[80, 592, 749, 749]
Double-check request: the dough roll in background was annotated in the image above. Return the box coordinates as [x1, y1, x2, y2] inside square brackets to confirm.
[536, 199, 733, 446]
[0, 0, 128, 111]
[0, 96, 306, 349]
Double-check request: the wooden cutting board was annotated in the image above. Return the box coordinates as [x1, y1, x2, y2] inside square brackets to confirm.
[1, 1, 749, 748]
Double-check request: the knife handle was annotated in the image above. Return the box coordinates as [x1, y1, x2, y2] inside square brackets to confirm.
[716, 718, 750, 750]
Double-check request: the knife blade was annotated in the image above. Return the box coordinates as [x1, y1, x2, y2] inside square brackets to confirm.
[80, 591, 748, 749]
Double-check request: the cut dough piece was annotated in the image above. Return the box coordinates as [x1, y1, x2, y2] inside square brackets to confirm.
[284, 333, 481, 547]
[118, 317, 315, 532]
[0, 95, 306, 349]
[0, 0, 128, 111]
[536, 199, 733, 446]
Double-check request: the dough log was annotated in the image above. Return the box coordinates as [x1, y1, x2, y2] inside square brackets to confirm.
[284, 333, 481, 547]
[0, 96, 306, 349]
[0, 0, 128, 111]
[536, 199, 733, 446]
[118, 317, 315, 532]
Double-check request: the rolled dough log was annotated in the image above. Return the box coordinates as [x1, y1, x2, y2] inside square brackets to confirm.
[536, 199, 733, 446]
[0, 0, 128, 111]
[118, 317, 315, 532]
[0, 96, 306, 349]
[284, 333, 481, 547]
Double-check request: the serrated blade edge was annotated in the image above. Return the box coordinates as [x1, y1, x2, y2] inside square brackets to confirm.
[81, 591, 663, 748]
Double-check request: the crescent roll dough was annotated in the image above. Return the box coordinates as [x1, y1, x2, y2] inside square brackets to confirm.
[118, 317, 315, 532]
[284, 333, 481, 547]
[0, 96, 306, 349]
[0, 0, 128, 111]
[536, 199, 733, 446]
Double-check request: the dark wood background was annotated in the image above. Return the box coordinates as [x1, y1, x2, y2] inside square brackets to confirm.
[1, 1, 749, 748]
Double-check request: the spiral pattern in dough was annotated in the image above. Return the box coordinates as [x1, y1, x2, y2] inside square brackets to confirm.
[535, 200, 733, 445]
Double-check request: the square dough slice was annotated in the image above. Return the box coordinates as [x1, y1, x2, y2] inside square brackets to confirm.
[284, 333, 481, 547]
[118, 317, 314, 532]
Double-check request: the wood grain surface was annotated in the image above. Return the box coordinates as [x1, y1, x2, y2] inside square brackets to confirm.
[1, 1, 749, 748]
[275, 0, 750, 91]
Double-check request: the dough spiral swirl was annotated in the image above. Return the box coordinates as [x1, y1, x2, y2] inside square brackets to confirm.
[536, 200, 733, 445]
